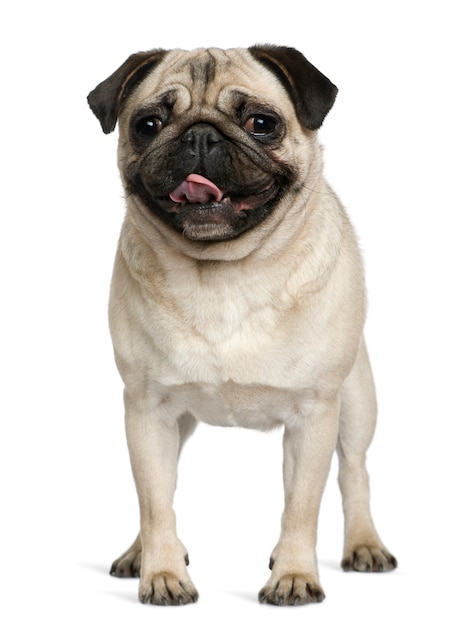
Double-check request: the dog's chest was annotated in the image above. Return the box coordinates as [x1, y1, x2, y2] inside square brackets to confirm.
[145, 264, 311, 388]
[175, 277, 279, 343]
[113, 244, 333, 428]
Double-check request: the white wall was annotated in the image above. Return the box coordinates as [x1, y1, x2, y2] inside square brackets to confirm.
[1, 1, 458, 623]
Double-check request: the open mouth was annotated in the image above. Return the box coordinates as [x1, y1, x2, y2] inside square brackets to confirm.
[132, 172, 283, 241]
[165, 173, 279, 214]
[169, 174, 225, 205]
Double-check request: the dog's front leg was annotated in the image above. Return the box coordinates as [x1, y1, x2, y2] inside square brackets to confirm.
[124, 391, 198, 605]
[259, 394, 340, 606]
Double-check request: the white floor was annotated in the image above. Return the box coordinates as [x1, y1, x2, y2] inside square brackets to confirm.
[4, 425, 458, 625]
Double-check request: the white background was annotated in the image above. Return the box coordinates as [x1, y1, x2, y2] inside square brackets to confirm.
[1, 1, 459, 624]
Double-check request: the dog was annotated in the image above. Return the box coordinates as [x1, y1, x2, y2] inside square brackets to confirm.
[88, 44, 397, 606]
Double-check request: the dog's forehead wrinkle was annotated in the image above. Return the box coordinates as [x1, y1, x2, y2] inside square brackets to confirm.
[134, 90, 178, 118]
[159, 49, 266, 101]
[188, 51, 217, 86]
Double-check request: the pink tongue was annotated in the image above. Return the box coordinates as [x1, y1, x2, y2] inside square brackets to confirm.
[169, 174, 224, 204]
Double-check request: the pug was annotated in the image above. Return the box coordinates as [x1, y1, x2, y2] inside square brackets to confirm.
[87, 45, 397, 607]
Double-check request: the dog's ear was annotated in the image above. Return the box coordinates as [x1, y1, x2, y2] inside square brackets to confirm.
[249, 45, 338, 130]
[87, 49, 167, 134]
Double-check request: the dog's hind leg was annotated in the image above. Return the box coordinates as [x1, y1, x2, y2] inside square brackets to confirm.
[110, 532, 143, 578]
[337, 339, 397, 573]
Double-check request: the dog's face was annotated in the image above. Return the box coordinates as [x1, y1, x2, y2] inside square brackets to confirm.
[88, 46, 337, 242]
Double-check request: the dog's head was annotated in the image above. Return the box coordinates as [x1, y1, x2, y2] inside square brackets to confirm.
[88, 46, 337, 242]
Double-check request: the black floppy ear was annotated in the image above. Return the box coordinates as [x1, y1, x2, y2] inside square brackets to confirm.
[87, 49, 167, 134]
[249, 45, 338, 130]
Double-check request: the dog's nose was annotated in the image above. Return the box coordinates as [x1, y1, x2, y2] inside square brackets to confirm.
[181, 123, 223, 157]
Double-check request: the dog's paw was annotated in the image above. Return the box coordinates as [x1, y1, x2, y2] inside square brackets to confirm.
[139, 571, 198, 606]
[341, 545, 397, 573]
[258, 574, 325, 606]
[110, 547, 142, 578]
[110, 539, 190, 578]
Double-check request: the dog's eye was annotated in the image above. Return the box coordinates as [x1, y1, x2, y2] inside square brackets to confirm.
[244, 115, 277, 137]
[134, 116, 163, 139]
